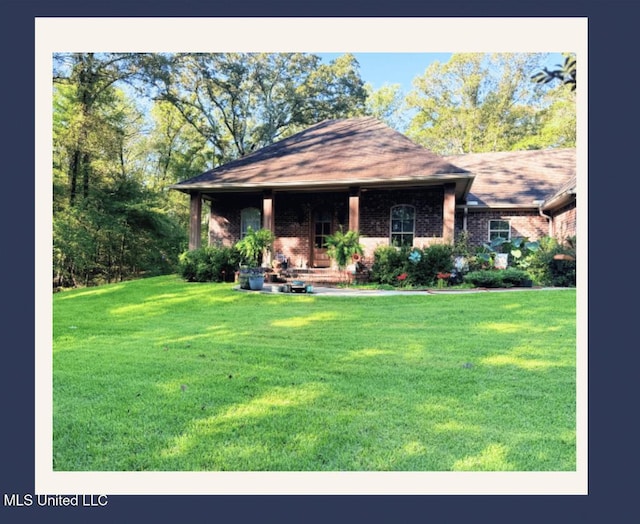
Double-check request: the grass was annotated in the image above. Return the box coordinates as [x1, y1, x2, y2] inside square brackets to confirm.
[52, 275, 576, 472]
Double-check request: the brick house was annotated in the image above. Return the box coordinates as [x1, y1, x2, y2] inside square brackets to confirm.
[171, 117, 576, 269]
[445, 148, 576, 247]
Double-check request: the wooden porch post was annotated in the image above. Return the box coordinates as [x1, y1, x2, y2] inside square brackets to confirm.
[443, 183, 456, 244]
[189, 191, 202, 250]
[348, 187, 360, 232]
[262, 190, 274, 265]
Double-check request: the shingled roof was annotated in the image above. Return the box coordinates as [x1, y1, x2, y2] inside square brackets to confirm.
[171, 117, 473, 196]
[444, 148, 576, 208]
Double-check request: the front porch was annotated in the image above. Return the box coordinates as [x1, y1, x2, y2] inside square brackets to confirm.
[189, 184, 458, 267]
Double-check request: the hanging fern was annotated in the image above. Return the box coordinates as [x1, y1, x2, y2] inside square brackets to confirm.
[325, 228, 364, 270]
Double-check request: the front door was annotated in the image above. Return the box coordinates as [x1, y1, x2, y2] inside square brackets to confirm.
[312, 209, 332, 268]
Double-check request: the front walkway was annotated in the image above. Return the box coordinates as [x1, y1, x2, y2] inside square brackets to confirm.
[235, 284, 565, 297]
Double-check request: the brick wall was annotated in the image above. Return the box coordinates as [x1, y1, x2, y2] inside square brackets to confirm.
[208, 187, 447, 264]
[208, 188, 568, 264]
[357, 187, 446, 259]
[457, 209, 550, 247]
[551, 201, 577, 241]
[360, 188, 443, 238]
[208, 192, 262, 246]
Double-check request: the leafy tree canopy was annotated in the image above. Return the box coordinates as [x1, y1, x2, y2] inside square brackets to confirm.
[404, 53, 575, 154]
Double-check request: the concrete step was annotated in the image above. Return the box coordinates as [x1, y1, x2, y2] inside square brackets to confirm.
[267, 268, 368, 286]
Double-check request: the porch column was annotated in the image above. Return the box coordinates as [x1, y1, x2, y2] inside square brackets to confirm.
[262, 190, 274, 265]
[348, 186, 360, 232]
[189, 191, 202, 250]
[443, 183, 456, 244]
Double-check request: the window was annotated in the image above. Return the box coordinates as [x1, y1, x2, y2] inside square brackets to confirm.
[241, 208, 261, 238]
[488, 219, 511, 241]
[390, 205, 415, 247]
[314, 210, 332, 249]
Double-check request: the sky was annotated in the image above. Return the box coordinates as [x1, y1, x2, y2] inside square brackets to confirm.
[318, 52, 566, 94]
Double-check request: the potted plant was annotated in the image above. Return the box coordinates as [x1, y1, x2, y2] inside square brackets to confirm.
[324, 228, 364, 283]
[234, 227, 275, 290]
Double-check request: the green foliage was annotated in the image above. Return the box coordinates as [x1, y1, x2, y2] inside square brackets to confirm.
[234, 228, 275, 267]
[53, 276, 577, 471]
[178, 246, 240, 283]
[52, 57, 188, 288]
[463, 268, 532, 288]
[371, 244, 454, 287]
[370, 246, 408, 285]
[405, 53, 569, 154]
[148, 52, 367, 161]
[474, 236, 539, 271]
[413, 244, 454, 285]
[364, 83, 408, 131]
[531, 53, 576, 91]
[506, 237, 540, 269]
[53, 179, 186, 288]
[453, 230, 474, 258]
[324, 228, 364, 270]
[474, 237, 505, 268]
[527, 236, 576, 287]
[401, 244, 453, 286]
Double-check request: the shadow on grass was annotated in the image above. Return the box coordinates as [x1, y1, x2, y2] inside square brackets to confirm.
[52, 278, 576, 472]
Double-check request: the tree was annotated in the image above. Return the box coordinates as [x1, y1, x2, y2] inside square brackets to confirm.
[512, 84, 576, 149]
[404, 53, 571, 154]
[53, 53, 144, 205]
[53, 54, 186, 288]
[364, 83, 409, 131]
[146, 52, 368, 163]
[51, 52, 369, 288]
[531, 53, 576, 91]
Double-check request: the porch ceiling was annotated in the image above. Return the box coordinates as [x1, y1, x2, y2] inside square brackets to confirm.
[195, 175, 475, 201]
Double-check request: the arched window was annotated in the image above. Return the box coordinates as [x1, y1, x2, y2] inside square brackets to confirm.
[390, 205, 415, 247]
[241, 207, 261, 238]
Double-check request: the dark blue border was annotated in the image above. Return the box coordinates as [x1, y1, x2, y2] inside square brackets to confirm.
[1, 0, 631, 522]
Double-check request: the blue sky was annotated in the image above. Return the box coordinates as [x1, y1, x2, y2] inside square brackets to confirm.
[318, 52, 566, 93]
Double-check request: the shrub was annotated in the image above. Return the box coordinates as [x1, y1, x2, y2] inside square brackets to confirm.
[463, 270, 503, 288]
[463, 268, 531, 288]
[411, 244, 454, 286]
[527, 236, 576, 287]
[370, 244, 454, 287]
[370, 245, 408, 286]
[178, 246, 241, 282]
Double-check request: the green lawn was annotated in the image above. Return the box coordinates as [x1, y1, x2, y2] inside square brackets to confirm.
[52, 275, 576, 472]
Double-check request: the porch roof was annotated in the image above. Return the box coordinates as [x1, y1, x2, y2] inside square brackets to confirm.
[170, 117, 474, 198]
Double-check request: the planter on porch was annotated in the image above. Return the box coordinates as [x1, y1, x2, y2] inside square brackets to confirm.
[249, 274, 265, 291]
[239, 267, 266, 290]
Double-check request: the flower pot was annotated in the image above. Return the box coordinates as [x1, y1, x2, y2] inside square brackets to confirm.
[238, 270, 250, 289]
[248, 275, 265, 291]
